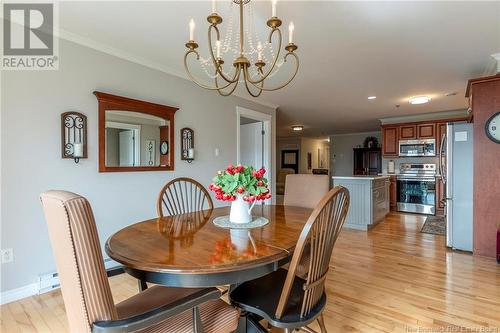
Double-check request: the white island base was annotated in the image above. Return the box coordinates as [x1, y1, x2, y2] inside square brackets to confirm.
[332, 176, 390, 230]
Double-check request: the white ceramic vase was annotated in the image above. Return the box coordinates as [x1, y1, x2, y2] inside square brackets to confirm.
[229, 194, 256, 223]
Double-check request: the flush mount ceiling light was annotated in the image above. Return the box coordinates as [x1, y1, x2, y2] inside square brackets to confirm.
[367, 96, 377, 100]
[184, 0, 299, 97]
[409, 96, 431, 105]
[291, 125, 303, 131]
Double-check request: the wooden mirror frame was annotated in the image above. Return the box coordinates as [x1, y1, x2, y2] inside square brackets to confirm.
[94, 91, 178, 172]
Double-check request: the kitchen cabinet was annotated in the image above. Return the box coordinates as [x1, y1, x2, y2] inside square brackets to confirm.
[389, 176, 397, 210]
[382, 126, 398, 156]
[466, 74, 500, 257]
[332, 176, 390, 230]
[381, 118, 467, 157]
[353, 148, 381, 175]
[399, 125, 417, 139]
[417, 123, 435, 138]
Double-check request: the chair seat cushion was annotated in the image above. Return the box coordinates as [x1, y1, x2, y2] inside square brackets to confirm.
[229, 269, 326, 329]
[116, 285, 239, 333]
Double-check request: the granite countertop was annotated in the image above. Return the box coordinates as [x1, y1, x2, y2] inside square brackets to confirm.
[332, 175, 390, 180]
[377, 173, 443, 177]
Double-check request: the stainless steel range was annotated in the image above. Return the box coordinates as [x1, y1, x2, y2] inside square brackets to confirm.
[397, 163, 436, 215]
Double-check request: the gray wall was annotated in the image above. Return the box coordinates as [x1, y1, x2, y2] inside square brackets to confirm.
[330, 131, 381, 176]
[1, 39, 276, 292]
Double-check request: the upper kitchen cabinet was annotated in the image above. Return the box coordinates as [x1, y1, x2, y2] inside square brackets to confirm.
[382, 119, 465, 157]
[417, 123, 435, 138]
[399, 125, 417, 140]
[382, 126, 398, 156]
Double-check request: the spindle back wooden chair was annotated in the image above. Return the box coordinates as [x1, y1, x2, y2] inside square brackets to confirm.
[157, 177, 213, 217]
[230, 186, 350, 332]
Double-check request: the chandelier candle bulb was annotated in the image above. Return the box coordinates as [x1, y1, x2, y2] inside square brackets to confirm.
[272, 0, 277, 17]
[212, 0, 216, 14]
[216, 40, 221, 58]
[189, 19, 195, 41]
[289, 22, 294, 44]
[257, 42, 263, 61]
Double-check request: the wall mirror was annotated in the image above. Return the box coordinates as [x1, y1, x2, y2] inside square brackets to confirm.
[94, 91, 178, 172]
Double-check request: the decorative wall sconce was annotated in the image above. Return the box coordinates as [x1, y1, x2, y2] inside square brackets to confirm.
[61, 112, 87, 163]
[180, 127, 194, 163]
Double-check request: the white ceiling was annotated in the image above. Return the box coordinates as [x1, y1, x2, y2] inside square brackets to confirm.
[59, 1, 500, 136]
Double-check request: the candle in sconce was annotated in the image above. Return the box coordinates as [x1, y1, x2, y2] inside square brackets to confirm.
[188, 148, 195, 159]
[189, 19, 195, 41]
[288, 22, 294, 44]
[73, 143, 84, 158]
[271, 0, 277, 17]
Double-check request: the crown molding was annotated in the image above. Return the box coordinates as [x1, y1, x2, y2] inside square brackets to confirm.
[56, 28, 279, 110]
[379, 109, 468, 125]
[330, 130, 381, 137]
[490, 53, 500, 74]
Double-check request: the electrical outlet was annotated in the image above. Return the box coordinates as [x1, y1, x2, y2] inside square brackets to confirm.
[1, 248, 14, 264]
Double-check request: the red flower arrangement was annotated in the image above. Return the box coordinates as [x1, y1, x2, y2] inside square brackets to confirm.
[209, 164, 271, 203]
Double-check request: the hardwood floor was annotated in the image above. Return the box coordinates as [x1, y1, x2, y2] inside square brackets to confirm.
[1, 212, 499, 332]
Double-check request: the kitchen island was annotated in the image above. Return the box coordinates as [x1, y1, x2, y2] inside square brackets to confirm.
[332, 176, 390, 230]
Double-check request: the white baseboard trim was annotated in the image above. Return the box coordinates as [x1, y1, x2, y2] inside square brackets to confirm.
[0, 258, 122, 305]
[0, 283, 39, 305]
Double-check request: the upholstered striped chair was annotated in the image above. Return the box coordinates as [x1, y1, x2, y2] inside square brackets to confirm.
[284, 174, 330, 209]
[40, 190, 239, 333]
[283, 174, 330, 278]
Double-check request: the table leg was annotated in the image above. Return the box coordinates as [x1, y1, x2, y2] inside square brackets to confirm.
[138, 278, 148, 291]
[236, 311, 268, 333]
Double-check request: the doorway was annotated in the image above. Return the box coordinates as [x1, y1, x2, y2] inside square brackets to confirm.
[236, 107, 272, 203]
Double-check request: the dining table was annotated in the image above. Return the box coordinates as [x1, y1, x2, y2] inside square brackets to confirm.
[106, 204, 313, 332]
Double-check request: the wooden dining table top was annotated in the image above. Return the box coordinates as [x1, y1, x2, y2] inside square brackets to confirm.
[106, 205, 312, 275]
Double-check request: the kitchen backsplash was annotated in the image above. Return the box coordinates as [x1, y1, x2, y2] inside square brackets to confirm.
[381, 157, 439, 174]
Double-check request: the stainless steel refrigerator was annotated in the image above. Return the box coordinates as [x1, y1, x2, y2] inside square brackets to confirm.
[439, 122, 473, 251]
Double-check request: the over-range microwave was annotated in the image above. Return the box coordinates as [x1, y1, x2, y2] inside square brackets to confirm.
[399, 139, 436, 157]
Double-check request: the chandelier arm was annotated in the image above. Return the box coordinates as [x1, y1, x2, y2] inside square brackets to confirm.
[184, 50, 238, 90]
[243, 66, 264, 98]
[247, 52, 299, 92]
[214, 64, 241, 96]
[217, 69, 241, 96]
[246, 28, 282, 85]
[208, 25, 239, 84]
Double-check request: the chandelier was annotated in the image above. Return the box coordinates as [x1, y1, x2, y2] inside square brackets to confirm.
[184, 0, 299, 97]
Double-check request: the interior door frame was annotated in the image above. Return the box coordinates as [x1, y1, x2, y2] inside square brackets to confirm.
[236, 106, 273, 203]
[105, 121, 141, 166]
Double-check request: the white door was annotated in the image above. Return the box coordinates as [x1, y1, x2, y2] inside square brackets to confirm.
[240, 122, 263, 168]
[119, 130, 135, 166]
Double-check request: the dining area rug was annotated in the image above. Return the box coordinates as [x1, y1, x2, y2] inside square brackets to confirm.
[421, 216, 446, 235]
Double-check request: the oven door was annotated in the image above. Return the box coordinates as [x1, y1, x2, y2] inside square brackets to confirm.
[396, 177, 436, 214]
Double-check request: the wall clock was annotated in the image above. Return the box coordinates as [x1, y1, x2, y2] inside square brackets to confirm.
[160, 141, 169, 155]
[485, 111, 500, 144]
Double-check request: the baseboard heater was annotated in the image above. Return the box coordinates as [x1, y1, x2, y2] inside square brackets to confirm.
[38, 258, 123, 294]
